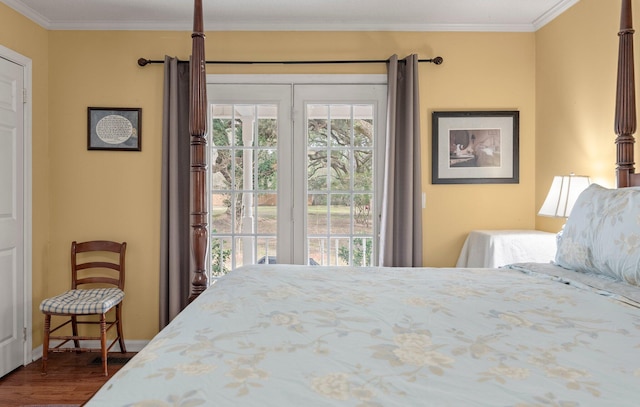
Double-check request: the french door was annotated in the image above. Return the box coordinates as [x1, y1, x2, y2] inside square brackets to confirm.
[207, 78, 386, 276]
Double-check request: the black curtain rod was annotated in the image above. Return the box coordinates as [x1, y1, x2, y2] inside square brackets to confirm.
[137, 56, 443, 66]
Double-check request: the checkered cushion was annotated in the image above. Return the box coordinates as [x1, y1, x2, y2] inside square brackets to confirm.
[40, 288, 124, 314]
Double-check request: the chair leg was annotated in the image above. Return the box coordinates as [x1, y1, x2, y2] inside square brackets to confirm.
[71, 315, 80, 350]
[100, 314, 108, 376]
[42, 314, 51, 374]
[116, 304, 126, 353]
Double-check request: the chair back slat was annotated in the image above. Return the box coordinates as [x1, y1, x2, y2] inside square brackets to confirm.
[76, 277, 121, 286]
[71, 240, 126, 290]
[76, 262, 122, 271]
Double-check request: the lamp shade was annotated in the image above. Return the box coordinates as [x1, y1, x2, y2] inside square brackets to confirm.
[538, 174, 591, 218]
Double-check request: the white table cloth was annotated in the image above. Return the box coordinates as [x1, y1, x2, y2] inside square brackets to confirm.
[456, 229, 557, 268]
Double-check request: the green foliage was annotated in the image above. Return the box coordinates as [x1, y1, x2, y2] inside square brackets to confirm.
[307, 118, 373, 195]
[338, 238, 373, 266]
[210, 233, 231, 277]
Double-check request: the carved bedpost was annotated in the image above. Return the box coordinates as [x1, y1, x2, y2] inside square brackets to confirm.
[189, 0, 209, 302]
[615, 0, 636, 187]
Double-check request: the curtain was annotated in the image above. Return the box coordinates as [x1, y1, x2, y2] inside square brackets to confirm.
[159, 56, 191, 328]
[379, 54, 423, 267]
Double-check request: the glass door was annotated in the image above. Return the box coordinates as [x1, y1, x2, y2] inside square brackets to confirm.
[293, 85, 386, 266]
[207, 80, 386, 276]
[208, 84, 292, 276]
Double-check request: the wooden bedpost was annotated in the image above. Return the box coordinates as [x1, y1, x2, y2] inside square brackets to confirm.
[189, 0, 209, 302]
[615, 0, 637, 187]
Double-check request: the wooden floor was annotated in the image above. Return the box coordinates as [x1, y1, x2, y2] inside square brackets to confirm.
[0, 352, 136, 407]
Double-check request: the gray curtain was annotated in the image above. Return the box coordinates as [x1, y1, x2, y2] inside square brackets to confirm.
[159, 56, 191, 328]
[379, 54, 423, 267]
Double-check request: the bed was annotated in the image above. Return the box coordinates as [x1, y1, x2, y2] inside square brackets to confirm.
[85, 0, 640, 405]
[87, 261, 640, 406]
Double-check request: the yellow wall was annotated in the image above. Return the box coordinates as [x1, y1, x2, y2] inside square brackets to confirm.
[535, 0, 623, 232]
[46, 31, 168, 342]
[423, 32, 536, 265]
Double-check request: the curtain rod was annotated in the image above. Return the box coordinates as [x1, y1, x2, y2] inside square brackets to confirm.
[137, 56, 443, 66]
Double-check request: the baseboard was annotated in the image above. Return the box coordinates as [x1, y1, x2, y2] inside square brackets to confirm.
[31, 339, 149, 362]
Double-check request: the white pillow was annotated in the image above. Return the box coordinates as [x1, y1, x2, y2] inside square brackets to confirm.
[555, 183, 640, 286]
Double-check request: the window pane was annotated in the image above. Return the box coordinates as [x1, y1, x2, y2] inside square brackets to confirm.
[354, 105, 373, 148]
[307, 194, 328, 235]
[257, 105, 277, 147]
[330, 150, 350, 191]
[211, 148, 233, 190]
[332, 238, 351, 266]
[234, 105, 255, 148]
[211, 193, 232, 234]
[211, 236, 232, 277]
[256, 237, 277, 264]
[234, 104, 254, 119]
[354, 194, 372, 234]
[353, 237, 374, 266]
[229, 192, 242, 233]
[307, 150, 327, 192]
[235, 150, 246, 190]
[308, 105, 329, 147]
[256, 194, 277, 234]
[329, 120, 351, 147]
[330, 104, 352, 147]
[257, 149, 277, 190]
[238, 192, 256, 227]
[307, 238, 328, 266]
[234, 236, 254, 267]
[330, 194, 351, 235]
[210, 114, 232, 147]
[353, 150, 372, 191]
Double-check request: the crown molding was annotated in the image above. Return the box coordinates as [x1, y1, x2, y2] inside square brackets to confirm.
[533, 0, 580, 31]
[1, 0, 580, 33]
[0, 0, 51, 28]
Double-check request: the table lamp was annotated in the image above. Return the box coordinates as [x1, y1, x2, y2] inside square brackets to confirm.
[538, 174, 591, 240]
[538, 174, 591, 218]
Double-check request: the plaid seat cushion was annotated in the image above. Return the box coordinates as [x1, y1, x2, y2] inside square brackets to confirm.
[40, 288, 124, 314]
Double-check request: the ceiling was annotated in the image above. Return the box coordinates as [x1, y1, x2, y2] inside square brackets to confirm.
[1, 0, 579, 32]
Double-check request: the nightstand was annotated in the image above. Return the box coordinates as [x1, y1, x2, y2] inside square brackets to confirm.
[456, 229, 557, 268]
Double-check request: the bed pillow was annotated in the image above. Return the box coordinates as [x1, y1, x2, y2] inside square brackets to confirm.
[555, 183, 640, 286]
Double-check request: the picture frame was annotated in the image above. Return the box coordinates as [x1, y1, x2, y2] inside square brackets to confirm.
[88, 107, 141, 151]
[432, 110, 519, 184]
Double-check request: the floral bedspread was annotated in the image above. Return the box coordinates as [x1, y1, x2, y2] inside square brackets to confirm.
[86, 264, 640, 406]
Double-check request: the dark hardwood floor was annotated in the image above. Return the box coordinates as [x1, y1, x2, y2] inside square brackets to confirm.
[0, 352, 136, 407]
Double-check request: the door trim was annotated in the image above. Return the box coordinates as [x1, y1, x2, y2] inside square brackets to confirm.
[0, 44, 33, 366]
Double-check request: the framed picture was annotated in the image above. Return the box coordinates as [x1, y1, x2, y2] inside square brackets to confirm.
[432, 111, 519, 184]
[88, 107, 141, 151]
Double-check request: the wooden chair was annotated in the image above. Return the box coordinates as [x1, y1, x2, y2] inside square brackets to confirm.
[40, 240, 127, 376]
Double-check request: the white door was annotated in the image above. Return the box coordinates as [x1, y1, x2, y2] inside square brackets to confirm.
[0, 55, 26, 378]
